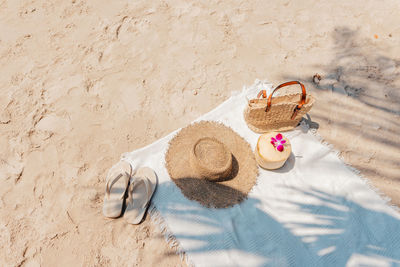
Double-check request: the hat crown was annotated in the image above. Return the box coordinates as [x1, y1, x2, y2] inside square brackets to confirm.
[190, 137, 232, 181]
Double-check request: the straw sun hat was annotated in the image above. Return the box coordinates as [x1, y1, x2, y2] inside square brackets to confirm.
[165, 121, 258, 208]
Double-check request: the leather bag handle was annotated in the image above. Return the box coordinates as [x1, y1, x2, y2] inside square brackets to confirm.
[257, 81, 307, 120]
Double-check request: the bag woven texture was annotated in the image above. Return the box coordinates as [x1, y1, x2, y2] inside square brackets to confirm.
[244, 81, 315, 133]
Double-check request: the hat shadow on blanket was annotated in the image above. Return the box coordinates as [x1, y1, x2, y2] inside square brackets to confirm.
[156, 181, 400, 266]
[172, 155, 242, 209]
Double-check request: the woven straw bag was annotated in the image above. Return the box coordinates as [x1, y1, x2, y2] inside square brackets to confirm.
[244, 81, 315, 133]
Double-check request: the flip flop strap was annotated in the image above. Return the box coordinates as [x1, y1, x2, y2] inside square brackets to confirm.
[105, 173, 126, 199]
[105, 160, 133, 198]
[129, 176, 153, 208]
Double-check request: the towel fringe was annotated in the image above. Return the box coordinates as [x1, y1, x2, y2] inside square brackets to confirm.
[149, 205, 195, 267]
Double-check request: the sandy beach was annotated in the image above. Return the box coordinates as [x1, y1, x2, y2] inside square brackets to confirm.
[1, 0, 399, 266]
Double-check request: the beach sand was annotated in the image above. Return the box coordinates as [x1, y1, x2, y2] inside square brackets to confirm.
[1, 0, 399, 265]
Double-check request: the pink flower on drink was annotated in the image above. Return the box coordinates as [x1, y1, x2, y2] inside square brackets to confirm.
[270, 133, 286, 152]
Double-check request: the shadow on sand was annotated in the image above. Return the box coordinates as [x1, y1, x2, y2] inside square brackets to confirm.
[282, 27, 400, 203]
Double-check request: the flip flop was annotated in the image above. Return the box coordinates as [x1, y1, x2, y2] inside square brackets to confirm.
[124, 167, 157, 224]
[102, 160, 131, 218]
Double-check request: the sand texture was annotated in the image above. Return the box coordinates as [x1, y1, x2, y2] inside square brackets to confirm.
[1, 0, 399, 266]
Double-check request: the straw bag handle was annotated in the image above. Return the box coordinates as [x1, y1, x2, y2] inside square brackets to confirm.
[257, 81, 307, 120]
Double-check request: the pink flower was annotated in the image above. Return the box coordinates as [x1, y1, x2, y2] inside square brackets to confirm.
[270, 133, 286, 152]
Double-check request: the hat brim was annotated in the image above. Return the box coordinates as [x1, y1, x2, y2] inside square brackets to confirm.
[165, 121, 259, 208]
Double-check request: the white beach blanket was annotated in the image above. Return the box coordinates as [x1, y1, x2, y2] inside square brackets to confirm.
[121, 81, 400, 267]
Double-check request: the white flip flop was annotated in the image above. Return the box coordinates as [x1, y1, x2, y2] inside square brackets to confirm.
[124, 167, 157, 224]
[102, 161, 131, 218]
